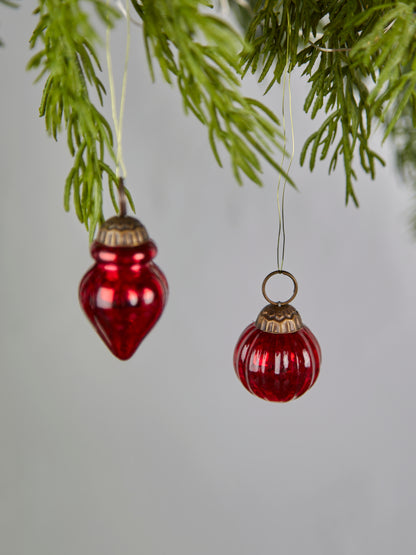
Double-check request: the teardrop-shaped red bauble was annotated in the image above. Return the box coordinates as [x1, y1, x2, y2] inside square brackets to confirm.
[233, 304, 321, 402]
[79, 216, 168, 360]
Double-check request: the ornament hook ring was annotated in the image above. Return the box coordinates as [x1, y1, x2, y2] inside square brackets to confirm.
[261, 270, 298, 306]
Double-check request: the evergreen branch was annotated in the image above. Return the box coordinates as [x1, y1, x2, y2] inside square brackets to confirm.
[350, 2, 416, 140]
[23, 0, 416, 233]
[27, 0, 127, 240]
[241, 0, 322, 83]
[131, 0, 291, 187]
[298, 45, 386, 205]
[241, 1, 395, 204]
[237, 0, 416, 218]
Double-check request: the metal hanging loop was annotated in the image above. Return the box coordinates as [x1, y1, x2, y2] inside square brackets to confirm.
[261, 270, 298, 306]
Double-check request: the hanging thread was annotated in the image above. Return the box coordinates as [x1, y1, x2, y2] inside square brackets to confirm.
[106, 0, 131, 182]
[276, 10, 295, 272]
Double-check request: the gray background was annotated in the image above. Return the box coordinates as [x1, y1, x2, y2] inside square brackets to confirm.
[1, 3, 416, 554]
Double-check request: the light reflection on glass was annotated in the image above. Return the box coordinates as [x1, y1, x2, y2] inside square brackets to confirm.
[142, 288, 155, 305]
[274, 352, 281, 374]
[96, 286, 114, 308]
[127, 289, 139, 306]
[283, 352, 289, 369]
[303, 349, 311, 368]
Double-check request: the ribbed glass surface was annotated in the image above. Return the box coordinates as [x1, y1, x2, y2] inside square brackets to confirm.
[79, 241, 168, 360]
[233, 323, 321, 402]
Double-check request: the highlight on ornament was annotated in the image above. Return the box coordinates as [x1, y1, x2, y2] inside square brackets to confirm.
[79, 179, 168, 361]
[233, 271, 321, 402]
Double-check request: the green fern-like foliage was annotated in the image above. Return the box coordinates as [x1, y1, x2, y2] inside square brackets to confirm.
[231, 0, 416, 226]
[27, 0, 132, 240]
[19, 0, 416, 235]
[131, 0, 290, 186]
[26, 0, 293, 238]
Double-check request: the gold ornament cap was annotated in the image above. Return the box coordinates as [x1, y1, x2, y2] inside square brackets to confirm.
[255, 303, 303, 334]
[96, 215, 149, 247]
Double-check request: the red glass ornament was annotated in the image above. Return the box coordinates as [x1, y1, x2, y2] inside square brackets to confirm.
[79, 216, 168, 360]
[233, 271, 321, 402]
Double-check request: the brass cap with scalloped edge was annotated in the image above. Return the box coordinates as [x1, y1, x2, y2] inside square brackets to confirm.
[96, 216, 149, 247]
[255, 303, 303, 334]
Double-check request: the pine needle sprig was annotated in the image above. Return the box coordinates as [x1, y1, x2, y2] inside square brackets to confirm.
[131, 0, 292, 187]
[297, 44, 386, 205]
[241, 1, 390, 204]
[350, 2, 416, 139]
[27, 0, 128, 241]
[237, 1, 416, 206]
[23, 0, 416, 232]
[241, 0, 322, 90]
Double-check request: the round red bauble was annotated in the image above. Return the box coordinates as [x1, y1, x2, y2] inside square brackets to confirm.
[233, 303, 321, 402]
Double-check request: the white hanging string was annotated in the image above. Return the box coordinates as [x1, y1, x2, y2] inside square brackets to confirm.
[276, 10, 295, 271]
[106, 0, 131, 180]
